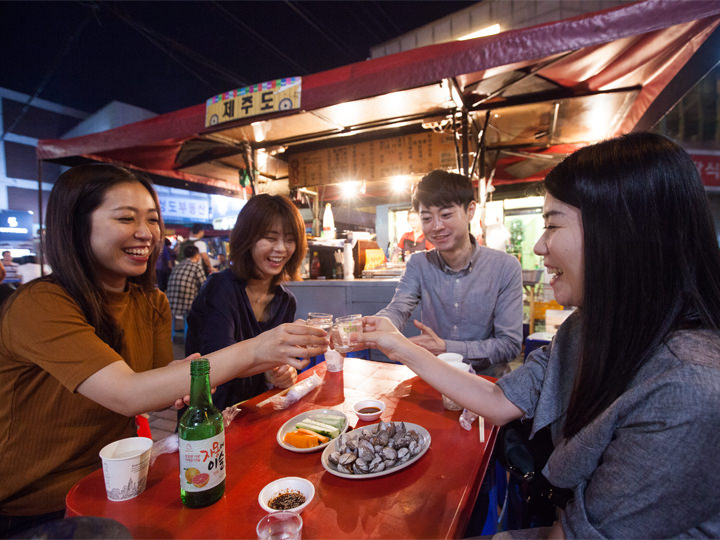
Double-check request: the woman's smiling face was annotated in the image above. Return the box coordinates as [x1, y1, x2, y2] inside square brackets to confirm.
[251, 218, 296, 281]
[534, 193, 585, 308]
[89, 181, 160, 292]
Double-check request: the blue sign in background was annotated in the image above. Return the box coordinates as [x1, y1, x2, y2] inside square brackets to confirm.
[157, 195, 211, 225]
[0, 210, 34, 242]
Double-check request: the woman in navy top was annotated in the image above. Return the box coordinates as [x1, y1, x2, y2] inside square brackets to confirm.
[186, 194, 307, 408]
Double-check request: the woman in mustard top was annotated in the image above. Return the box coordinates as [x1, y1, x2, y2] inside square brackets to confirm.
[0, 164, 327, 536]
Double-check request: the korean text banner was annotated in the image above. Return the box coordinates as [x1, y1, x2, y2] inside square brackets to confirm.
[205, 77, 302, 127]
[691, 152, 720, 187]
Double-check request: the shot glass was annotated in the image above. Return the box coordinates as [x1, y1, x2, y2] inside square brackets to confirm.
[306, 312, 333, 331]
[330, 314, 363, 353]
[256, 511, 303, 540]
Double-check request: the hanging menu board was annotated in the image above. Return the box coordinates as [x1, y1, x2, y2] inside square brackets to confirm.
[288, 131, 456, 187]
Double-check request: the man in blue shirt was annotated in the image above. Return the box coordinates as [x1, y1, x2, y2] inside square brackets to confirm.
[377, 170, 523, 377]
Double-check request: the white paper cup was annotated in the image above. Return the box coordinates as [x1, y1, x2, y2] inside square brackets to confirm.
[99, 436, 153, 501]
[441, 360, 471, 411]
[325, 350, 345, 372]
[437, 352, 464, 364]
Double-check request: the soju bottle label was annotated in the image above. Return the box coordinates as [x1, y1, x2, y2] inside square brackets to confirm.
[179, 432, 226, 492]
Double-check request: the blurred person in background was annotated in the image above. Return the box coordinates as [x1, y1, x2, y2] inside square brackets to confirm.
[184, 223, 214, 277]
[155, 237, 175, 291]
[395, 210, 434, 261]
[214, 252, 229, 272]
[1, 251, 21, 285]
[166, 244, 205, 326]
[0, 261, 15, 307]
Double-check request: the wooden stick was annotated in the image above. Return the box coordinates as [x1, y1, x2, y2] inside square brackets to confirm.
[478, 416, 485, 443]
[230, 398, 249, 409]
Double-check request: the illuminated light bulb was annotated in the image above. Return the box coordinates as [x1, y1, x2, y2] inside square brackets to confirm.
[391, 175, 409, 193]
[340, 181, 361, 198]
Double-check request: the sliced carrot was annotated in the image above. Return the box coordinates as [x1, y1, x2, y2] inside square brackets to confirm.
[283, 430, 321, 448]
[295, 428, 329, 443]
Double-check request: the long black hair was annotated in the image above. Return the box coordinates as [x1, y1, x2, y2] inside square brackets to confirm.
[45, 163, 164, 352]
[545, 132, 720, 438]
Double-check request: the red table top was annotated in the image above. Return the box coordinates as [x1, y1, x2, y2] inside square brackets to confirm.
[66, 358, 497, 539]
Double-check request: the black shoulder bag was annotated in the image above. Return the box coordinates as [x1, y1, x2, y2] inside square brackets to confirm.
[494, 419, 573, 529]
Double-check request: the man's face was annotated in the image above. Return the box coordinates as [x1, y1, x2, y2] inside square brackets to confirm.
[418, 201, 475, 254]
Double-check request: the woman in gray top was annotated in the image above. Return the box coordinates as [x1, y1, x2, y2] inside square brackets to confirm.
[363, 132, 720, 538]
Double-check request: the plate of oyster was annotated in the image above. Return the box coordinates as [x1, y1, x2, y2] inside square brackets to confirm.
[321, 421, 430, 479]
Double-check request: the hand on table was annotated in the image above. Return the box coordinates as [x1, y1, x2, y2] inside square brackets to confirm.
[408, 320, 446, 355]
[266, 364, 298, 388]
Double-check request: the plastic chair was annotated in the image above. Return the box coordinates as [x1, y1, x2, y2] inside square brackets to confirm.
[171, 315, 188, 342]
[135, 414, 152, 439]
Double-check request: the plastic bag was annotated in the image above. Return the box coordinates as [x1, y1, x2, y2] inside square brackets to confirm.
[459, 408, 487, 443]
[270, 373, 322, 410]
[222, 405, 242, 427]
[459, 408, 478, 431]
[150, 433, 178, 465]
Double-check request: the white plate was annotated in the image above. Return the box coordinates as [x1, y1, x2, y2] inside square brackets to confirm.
[321, 422, 431, 479]
[276, 409, 349, 453]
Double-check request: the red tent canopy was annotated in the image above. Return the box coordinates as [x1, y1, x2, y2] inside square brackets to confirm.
[37, 0, 720, 196]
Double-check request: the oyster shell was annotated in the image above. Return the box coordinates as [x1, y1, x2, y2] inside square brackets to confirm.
[326, 421, 425, 475]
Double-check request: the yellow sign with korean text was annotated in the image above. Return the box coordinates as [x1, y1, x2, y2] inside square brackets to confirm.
[205, 77, 302, 128]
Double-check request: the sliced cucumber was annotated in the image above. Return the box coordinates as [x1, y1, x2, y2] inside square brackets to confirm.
[310, 414, 346, 430]
[296, 419, 340, 438]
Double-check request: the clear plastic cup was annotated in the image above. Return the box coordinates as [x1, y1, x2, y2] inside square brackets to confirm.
[324, 349, 344, 372]
[439, 358, 471, 411]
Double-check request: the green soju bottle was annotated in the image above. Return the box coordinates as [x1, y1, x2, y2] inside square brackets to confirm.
[178, 358, 226, 507]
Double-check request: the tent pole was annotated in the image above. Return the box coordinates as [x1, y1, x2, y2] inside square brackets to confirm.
[461, 108, 470, 176]
[37, 160, 45, 276]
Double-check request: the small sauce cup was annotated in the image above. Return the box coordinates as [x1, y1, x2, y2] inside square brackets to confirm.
[258, 477, 315, 514]
[353, 399, 386, 422]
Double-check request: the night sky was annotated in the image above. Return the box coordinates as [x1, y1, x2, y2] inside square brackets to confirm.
[1, 1, 476, 115]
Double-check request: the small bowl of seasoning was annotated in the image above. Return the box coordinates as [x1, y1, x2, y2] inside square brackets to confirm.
[353, 399, 386, 422]
[258, 477, 314, 514]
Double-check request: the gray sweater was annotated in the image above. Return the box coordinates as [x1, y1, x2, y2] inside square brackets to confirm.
[497, 313, 720, 538]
